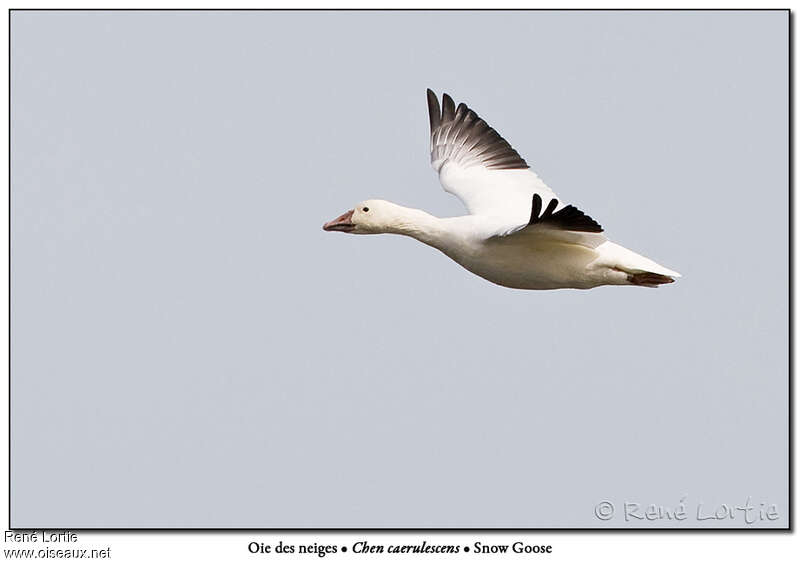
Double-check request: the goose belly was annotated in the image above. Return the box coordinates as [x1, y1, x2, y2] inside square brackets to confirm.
[450, 239, 603, 290]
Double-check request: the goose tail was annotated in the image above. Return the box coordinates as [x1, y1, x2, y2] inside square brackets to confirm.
[598, 241, 681, 288]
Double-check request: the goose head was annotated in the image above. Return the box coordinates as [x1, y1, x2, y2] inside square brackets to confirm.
[323, 199, 406, 235]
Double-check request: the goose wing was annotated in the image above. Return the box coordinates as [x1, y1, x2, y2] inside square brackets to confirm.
[426, 89, 605, 246]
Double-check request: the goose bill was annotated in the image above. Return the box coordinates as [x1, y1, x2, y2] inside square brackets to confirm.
[323, 209, 356, 232]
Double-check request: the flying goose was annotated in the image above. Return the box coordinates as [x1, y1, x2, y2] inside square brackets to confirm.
[323, 89, 680, 290]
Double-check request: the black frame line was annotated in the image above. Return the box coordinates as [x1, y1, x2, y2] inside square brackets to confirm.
[6, 7, 793, 533]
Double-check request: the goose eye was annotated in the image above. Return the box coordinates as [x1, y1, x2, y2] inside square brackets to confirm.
[362, 207, 369, 212]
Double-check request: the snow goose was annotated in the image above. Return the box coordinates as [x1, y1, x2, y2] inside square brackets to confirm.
[323, 89, 680, 290]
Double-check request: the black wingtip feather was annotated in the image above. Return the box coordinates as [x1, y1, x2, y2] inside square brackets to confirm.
[528, 195, 603, 233]
[529, 194, 543, 224]
[426, 89, 441, 133]
[441, 93, 456, 122]
[427, 90, 529, 171]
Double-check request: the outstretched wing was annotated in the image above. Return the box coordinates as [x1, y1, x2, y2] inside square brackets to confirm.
[426, 89, 603, 241]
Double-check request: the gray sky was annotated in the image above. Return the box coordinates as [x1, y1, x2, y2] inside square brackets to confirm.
[11, 10, 787, 527]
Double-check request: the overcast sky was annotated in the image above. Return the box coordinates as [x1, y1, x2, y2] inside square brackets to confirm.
[12, 10, 787, 527]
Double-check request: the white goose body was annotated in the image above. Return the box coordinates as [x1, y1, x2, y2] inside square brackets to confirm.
[323, 90, 680, 290]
